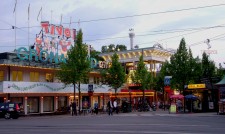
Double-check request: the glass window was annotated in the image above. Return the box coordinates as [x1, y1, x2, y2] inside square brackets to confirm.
[9, 104, 14, 107]
[0, 71, 4, 81]
[58, 96, 67, 109]
[30, 72, 39, 82]
[18, 71, 23, 81]
[43, 97, 54, 112]
[12, 71, 23, 81]
[46, 73, 54, 82]
[27, 97, 39, 113]
[12, 71, 17, 81]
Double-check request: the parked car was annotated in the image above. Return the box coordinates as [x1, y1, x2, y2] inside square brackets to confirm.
[0, 102, 21, 119]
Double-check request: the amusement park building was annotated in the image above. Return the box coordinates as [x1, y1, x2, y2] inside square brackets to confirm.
[0, 45, 174, 115]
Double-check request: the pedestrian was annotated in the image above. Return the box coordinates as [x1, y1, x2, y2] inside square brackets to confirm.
[94, 101, 98, 115]
[107, 100, 113, 115]
[72, 102, 77, 116]
[176, 99, 182, 112]
[113, 99, 118, 114]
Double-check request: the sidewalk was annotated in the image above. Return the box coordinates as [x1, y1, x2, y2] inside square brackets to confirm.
[113, 110, 220, 117]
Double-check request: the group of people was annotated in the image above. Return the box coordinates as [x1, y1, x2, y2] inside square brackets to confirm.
[70, 102, 77, 116]
[69, 99, 119, 116]
[107, 99, 118, 115]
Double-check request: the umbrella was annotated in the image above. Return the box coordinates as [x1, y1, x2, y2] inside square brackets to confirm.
[184, 94, 198, 113]
[184, 94, 198, 100]
[170, 94, 184, 99]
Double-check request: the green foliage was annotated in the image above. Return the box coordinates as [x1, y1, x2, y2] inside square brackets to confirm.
[158, 38, 217, 94]
[90, 49, 104, 61]
[101, 44, 127, 53]
[169, 38, 189, 92]
[202, 52, 216, 78]
[132, 55, 152, 90]
[154, 61, 171, 92]
[56, 29, 90, 113]
[105, 53, 126, 95]
[57, 29, 90, 84]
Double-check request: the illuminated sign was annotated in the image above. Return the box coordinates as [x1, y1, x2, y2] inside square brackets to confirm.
[188, 84, 206, 89]
[17, 47, 103, 68]
[35, 21, 76, 56]
[17, 47, 66, 64]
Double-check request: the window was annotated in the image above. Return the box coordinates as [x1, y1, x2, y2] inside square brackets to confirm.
[94, 77, 100, 85]
[27, 97, 39, 113]
[0, 71, 4, 81]
[12, 71, 23, 81]
[43, 97, 54, 112]
[30, 72, 39, 82]
[46, 73, 54, 82]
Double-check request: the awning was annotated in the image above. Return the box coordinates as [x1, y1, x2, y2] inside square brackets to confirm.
[170, 94, 184, 99]
[215, 76, 225, 86]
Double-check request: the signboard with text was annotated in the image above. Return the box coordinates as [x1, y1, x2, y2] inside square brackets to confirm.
[188, 84, 206, 89]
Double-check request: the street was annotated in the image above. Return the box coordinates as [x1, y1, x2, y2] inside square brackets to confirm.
[0, 112, 225, 134]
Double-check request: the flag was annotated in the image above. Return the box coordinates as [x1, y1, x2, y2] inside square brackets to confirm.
[28, 4, 30, 20]
[13, 0, 17, 13]
[37, 7, 42, 21]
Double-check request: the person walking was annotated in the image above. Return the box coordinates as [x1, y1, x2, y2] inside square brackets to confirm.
[113, 99, 118, 114]
[107, 100, 113, 115]
[72, 102, 77, 116]
[94, 101, 99, 115]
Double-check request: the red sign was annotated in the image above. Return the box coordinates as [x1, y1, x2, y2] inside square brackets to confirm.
[164, 86, 171, 92]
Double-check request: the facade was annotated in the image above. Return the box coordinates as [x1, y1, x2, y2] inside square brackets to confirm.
[0, 52, 112, 115]
[99, 45, 175, 107]
[0, 45, 174, 115]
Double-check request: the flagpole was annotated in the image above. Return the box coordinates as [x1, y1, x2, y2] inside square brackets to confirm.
[14, 1, 17, 51]
[28, 4, 30, 48]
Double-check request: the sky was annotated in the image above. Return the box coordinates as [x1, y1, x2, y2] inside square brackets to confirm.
[0, 0, 225, 67]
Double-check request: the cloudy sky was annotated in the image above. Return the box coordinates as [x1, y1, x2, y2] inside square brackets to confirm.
[0, 0, 225, 67]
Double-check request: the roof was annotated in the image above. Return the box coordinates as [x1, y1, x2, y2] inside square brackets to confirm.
[215, 76, 225, 86]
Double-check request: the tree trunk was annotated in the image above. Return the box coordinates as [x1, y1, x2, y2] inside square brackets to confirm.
[78, 82, 81, 115]
[142, 89, 145, 112]
[73, 83, 77, 116]
[115, 88, 117, 98]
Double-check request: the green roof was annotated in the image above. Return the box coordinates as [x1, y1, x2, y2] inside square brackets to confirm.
[215, 76, 225, 86]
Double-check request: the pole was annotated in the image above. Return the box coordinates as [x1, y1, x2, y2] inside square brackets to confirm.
[14, 5, 17, 51]
[28, 4, 30, 48]
[163, 87, 165, 111]
[129, 90, 132, 112]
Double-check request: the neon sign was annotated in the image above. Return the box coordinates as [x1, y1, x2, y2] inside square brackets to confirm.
[17, 47, 66, 64]
[35, 21, 76, 56]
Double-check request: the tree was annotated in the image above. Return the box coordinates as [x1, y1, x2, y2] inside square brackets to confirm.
[170, 38, 189, 93]
[217, 63, 225, 79]
[101, 44, 127, 53]
[154, 61, 171, 92]
[202, 52, 216, 78]
[57, 29, 90, 115]
[90, 49, 104, 61]
[116, 44, 127, 51]
[105, 53, 126, 97]
[132, 55, 152, 111]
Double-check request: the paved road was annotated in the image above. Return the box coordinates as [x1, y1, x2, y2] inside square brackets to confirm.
[0, 111, 224, 134]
